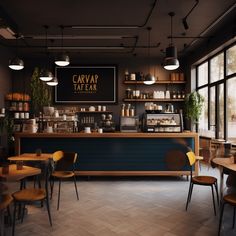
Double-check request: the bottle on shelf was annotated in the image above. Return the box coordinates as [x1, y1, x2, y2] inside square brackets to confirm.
[177, 91, 182, 99]
[121, 104, 125, 117]
[172, 91, 177, 99]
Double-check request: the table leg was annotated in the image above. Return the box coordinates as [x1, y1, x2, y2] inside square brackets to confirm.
[219, 167, 224, 203]
[0, 210, 4, 236]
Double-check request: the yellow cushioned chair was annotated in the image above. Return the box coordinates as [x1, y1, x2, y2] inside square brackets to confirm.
[50, 151, 79, 210]
[186, 151, 219, 215]
[12, 161, 53, 236]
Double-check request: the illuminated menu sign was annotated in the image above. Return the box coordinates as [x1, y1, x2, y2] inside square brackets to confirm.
[55, 66, 117, 103]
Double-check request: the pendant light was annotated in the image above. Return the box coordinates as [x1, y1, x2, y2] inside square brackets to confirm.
[9, 34, 24, 70]
[46, 77, 58, 86]
[163, 12, 179, 71]
[40, 25, 53, 82]
[144, 27, 155, 85]
[55, 25, 70, 66]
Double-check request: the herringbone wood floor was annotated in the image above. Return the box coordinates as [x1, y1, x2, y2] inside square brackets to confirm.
[4, 164, 236, 236]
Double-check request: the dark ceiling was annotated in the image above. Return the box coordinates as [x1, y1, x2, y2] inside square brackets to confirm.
[0, 0, 236, 60]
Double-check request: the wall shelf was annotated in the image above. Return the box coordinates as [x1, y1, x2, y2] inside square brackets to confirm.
[123, 80, 186, 85]
[123, 98, 184, 102]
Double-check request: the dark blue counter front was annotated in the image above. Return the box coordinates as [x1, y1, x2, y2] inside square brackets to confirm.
[16, 133, 198, 175]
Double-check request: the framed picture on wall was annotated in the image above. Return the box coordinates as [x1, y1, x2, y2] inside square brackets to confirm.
[55, 65, 117, 104]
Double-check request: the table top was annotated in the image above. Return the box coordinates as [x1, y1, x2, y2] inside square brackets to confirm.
[8, 153, 52, 162]
[212, 157, 236, 172]
[0, 164, 41, 181]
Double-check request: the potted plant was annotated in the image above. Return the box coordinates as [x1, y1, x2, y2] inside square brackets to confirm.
[30, 67, 52, 116]
[184, 91, 204, 131]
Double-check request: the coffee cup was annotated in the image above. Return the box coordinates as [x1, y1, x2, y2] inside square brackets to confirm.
[98, 128, 103, 133]
[84, 127, 91, 133]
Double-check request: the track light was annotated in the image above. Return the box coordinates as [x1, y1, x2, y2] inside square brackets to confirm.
[182, 0, 199, 30]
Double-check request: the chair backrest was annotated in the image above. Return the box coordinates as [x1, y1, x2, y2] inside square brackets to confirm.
[54, 152, 78, 171]
[186, 151, 196, 166]
[52, 150, 64, 162]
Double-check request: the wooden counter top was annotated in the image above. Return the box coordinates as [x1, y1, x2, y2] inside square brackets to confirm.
[15, 132, 198, 139]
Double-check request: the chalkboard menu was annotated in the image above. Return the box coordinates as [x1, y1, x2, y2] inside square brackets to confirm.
[55, 66, 117, 103]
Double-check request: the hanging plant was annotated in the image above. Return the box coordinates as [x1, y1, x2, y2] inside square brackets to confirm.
[30, 67, 52, 115]
[184, 91, 204, 123]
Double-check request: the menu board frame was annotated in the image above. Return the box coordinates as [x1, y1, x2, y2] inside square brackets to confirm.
[54, 65, 117, 104]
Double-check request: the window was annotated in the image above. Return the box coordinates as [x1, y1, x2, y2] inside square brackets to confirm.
[198, 88, 208, 132]
[226, 45, 236, 76]
[196, 43, 236, 141]
[227, 77, 236, 139]
[198, 62, 208, 87]
[210, 53, 224, 83]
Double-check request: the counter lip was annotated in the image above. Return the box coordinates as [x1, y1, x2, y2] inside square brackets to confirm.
[14, 131, 199, 139]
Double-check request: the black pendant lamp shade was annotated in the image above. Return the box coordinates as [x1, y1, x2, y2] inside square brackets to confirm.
[163, 12, 179, 71]
[46, 77, 58, 86]
[55, 53, 70, 66]
[9, 34, 24, 70]
[144, 27, 155, 85]
[55, 25, 70, 66]
[163, 45, 179, 70]
[9, 57, 24, 70]
[40, 25, 53, 82]
[144, 73, 156, 85]
[40, 69, 53, 82]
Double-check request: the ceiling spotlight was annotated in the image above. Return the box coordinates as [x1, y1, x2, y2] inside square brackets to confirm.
[9, 57, 24, 70]
[46, 77, 58, 86]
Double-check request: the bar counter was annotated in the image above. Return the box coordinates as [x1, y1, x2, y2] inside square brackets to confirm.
[15, 132, 199, 176]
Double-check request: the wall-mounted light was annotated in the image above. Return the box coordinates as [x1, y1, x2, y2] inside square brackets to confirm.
[163, 12, 179, 71]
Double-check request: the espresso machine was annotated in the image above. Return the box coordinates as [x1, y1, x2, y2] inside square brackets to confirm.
[100, 114, 115, 132]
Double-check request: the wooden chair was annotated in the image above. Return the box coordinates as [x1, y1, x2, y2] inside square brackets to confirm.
[12, 160, 53, 236]
[0, 193, 13, 236]
[185, 151, 219, 215]
[50, 151, 79, 210]
[218, 193, 236, 235]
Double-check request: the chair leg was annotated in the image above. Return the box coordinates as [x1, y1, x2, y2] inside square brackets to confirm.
[218, 202, 225, 236]
[186, 182, 192, 211]
[50, 177, 54, 200]
[21, 203, 26, 223]
[188, 182, 194, 203]
[214, 181, 219, 205]
[233, 206, 236, 229]
[45, 198, 52, 226]
[211, 185, 217, 216]
[12, 202, 17, 236]
[73, 175, 79, 200]
[7, 205, 12, 226]
[57, 179, 61, 210]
